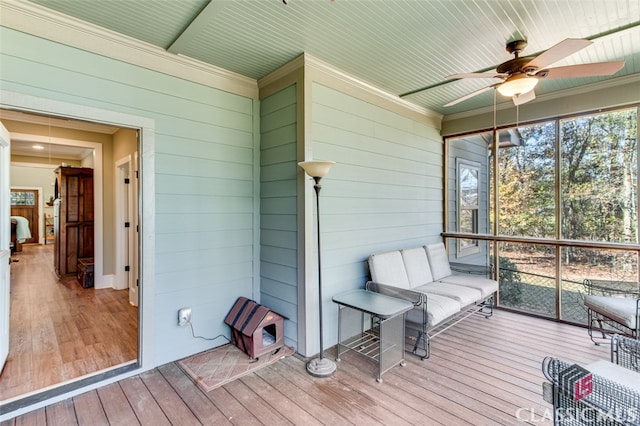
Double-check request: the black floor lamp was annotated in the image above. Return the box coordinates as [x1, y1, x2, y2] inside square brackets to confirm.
[298, 160, 337, 378]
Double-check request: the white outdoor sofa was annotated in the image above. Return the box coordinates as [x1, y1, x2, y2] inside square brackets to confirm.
[366, 242, 498, 359]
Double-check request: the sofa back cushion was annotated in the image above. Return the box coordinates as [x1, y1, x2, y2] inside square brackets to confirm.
[368, 250, 411, 289]
[425, 242, 453, 280]
[401, 247, 434, 287]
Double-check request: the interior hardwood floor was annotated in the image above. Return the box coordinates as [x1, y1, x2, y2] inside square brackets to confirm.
[0, 244, 138, 402]
[1, 306, 609, 425]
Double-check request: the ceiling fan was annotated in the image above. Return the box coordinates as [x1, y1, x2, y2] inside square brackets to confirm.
[444, 38, 625, 107]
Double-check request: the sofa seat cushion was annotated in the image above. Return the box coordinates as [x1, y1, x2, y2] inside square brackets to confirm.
[405, 293, 461, 328]
[369, 251, 411, 289]
[415, 282, 482, 307]
[437, 275, 498, 298]
[583, 295, 638, 329]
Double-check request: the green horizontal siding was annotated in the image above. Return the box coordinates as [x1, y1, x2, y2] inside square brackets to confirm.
[308, 82, 444, 351]
[259, 84, 299, 347]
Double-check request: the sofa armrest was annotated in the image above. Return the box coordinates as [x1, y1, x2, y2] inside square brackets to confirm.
[611, 334, 640, 372]
[582, 279, 640, 297]
[366, 280, 430, 359]
[365, 281, 426, 307]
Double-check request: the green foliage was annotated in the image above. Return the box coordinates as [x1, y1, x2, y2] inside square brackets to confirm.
[497, 122, 556, 238]
[493, 256, 523, 305]
[560, 110, 638, 247]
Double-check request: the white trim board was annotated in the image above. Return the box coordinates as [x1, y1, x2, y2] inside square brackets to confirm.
[259, 53, 443, 130]
[0, 0, 258, 100]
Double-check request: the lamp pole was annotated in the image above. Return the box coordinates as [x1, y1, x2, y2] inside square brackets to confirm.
[298, 160, 336, 378]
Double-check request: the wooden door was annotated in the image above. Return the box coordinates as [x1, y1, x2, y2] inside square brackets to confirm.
[56, 167, 94, 275]
[10, 189, 39, 244]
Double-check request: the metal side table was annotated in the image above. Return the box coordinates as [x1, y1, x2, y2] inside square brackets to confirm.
[332, 289, 414, 382]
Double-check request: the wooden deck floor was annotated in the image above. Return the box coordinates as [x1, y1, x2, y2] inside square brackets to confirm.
[1, 309, 609, 425]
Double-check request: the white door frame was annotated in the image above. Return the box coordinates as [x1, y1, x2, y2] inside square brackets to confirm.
[0, 90, 155, 417]
[115, 156, 130, 291]
[115, 155, 139, 306]
[130, 152, 139, 307]
[0, 120, 11, 372]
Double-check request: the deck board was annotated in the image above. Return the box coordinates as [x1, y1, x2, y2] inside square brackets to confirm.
[237, 373, 323, 425]
[119, 376, 172, 426]
[253, 362, 351, 425]
[3, 309, 611, 425]
[138, 369, 200, 426]
[72, 391, 108, 426]
[331, 354, 449, 425]
[157, 363, 231, 425]
[44, 399, 76, 425]
[13, 408, 46, 426]
[278, 356, 386, 425]
[96, 383, 140, 425]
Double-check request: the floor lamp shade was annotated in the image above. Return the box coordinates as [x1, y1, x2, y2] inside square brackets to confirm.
[298, 159, 336, 378]
[298, 160, 335, 178]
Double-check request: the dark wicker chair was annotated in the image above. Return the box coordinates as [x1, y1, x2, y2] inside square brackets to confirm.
[542, 335, 640, 425]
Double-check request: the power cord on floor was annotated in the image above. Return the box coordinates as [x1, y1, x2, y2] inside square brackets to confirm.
[187, 320, 230, 343]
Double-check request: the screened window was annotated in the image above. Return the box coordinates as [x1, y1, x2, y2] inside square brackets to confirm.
[497, 122, 556, 238]
[446, 105, 639, 322]
[560, 109, 638, 243]
[457, 159, 480, 254]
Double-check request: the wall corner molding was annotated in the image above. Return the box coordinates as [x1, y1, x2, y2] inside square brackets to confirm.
[258, 54, 305, 89]
[0, 0, 258, 99]
[259, 52, 443, 128]
[303, 54, 443, 128]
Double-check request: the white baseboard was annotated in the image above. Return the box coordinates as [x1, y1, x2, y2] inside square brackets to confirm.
[95, 274, 115, 290]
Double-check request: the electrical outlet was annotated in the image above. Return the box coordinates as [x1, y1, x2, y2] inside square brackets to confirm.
[178, 307, 191, 326]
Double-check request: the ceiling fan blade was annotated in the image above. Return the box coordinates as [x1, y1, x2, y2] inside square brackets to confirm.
[536, 61, 625, 78]
[524, 38, 592, 70]
[512, 90, 536, 106]
[446, 72, 507, 80]
[444, 85, 495, 107]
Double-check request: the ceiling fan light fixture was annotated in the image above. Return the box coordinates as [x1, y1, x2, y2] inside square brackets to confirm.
[497, 74, 538, 97]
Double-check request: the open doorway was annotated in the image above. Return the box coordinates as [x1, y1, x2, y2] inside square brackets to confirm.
[0, 109, 140, 403]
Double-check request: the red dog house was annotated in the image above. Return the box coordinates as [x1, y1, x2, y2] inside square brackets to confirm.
[224, 297, 285, 360]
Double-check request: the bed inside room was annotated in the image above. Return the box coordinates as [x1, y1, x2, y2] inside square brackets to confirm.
[10, 188, 38, 252]
[10, 215, 31, 253]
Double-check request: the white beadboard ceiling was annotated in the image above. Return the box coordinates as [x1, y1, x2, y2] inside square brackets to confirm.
[23, 0, 640, 115]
